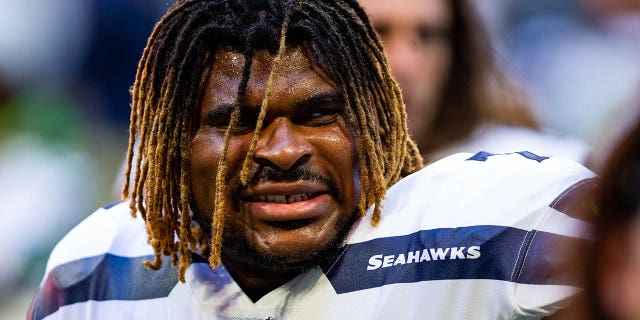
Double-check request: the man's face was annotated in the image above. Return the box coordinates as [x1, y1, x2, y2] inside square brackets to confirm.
[190, 47, 361, 272]
[360, 0, 452, 136]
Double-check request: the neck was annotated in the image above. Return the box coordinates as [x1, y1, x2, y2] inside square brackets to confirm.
[222, 255, 303, 302]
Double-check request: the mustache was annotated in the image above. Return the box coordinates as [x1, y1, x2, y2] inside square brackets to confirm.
[232, 166, 339, 196]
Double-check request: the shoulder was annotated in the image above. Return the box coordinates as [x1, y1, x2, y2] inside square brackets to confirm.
[44, 201, 152, 273]
[398, 151, 595, 204]
[351, 151, 596, 241]
[28, 202, 179, 320]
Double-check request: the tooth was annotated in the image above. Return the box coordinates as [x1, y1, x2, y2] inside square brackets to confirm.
[253, 194, 315, 203]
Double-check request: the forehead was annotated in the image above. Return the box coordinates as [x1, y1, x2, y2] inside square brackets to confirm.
[201, 47, 338, 108]
[360, 0, 451, 27]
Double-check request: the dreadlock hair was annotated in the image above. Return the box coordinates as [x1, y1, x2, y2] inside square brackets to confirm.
[122, 0, 423, 282]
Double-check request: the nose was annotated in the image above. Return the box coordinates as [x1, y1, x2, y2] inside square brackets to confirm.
[254, 118, 312, 170]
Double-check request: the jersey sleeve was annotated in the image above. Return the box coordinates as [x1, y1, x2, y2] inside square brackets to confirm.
[463, 152, 597, 318]
[511, 171, 597, 317]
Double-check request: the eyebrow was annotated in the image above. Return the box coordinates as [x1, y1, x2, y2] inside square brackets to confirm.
[206, 102, 242, 120]
[208, 91, 344, 118]
[291, 91, 344, 110]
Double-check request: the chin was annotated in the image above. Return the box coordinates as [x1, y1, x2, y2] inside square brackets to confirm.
[221, 215, 354, 274]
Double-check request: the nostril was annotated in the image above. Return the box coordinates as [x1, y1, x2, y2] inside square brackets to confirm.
[292, 154, 311, 168]
[254, 150, 311, 171]
[255, 157, 274, 168]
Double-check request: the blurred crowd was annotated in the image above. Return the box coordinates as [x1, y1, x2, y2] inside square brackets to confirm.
[474, 0, 640, 169]
[0, 0, 173, 317]
[1, 0, 639, 318]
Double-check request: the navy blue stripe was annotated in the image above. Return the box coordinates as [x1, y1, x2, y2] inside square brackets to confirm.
[325, 226, 586, 294]
[28, 254, 179, 320]
[467, 151, 496, 161]
[509, 229, 536, 283]
[102, 201, 123, 210]
[517, 230, 587, 285]
[549, 178, 599, 222]
[516, 151, 550, 162]
[467, 151, 549, 162]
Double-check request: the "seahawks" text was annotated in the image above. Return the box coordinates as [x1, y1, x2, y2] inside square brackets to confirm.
[367, 246, 481, 270]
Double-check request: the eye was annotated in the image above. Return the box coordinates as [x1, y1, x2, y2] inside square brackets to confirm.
[299, 104, 345, 127]
[204, 107, 257, 135]
[417, 25, 450, 45]
[229, 115, 257, 134]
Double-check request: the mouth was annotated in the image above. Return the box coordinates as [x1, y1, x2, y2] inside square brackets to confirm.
[240, 182, 334, 222]
[246, 192, 323, 204]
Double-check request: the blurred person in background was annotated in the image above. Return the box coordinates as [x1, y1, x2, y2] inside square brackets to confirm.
[556, 109, 640, 320]
[587, 110, 640, 320]
[358, 0, 590, 163]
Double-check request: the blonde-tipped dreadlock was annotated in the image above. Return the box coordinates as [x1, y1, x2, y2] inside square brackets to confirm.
[122, 0, 423, 282]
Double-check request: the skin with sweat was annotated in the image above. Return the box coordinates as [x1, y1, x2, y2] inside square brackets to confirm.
[189, 47, 361, 301]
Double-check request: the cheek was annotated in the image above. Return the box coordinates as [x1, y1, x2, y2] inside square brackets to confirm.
[422, 45, 451, 86]
[189, 133, 249, 206]
[315, 125, 360, 202]
[191, 131, 251, 167]
[189, 134, 222, 208]
[191, 133, 223, 177]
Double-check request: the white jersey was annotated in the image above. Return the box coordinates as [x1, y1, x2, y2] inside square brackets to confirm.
[28, 152, 596, 320]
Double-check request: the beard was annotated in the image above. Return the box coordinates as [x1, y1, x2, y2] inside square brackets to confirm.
[192, 165, 359, 275]
[220, 210, 357, 275]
